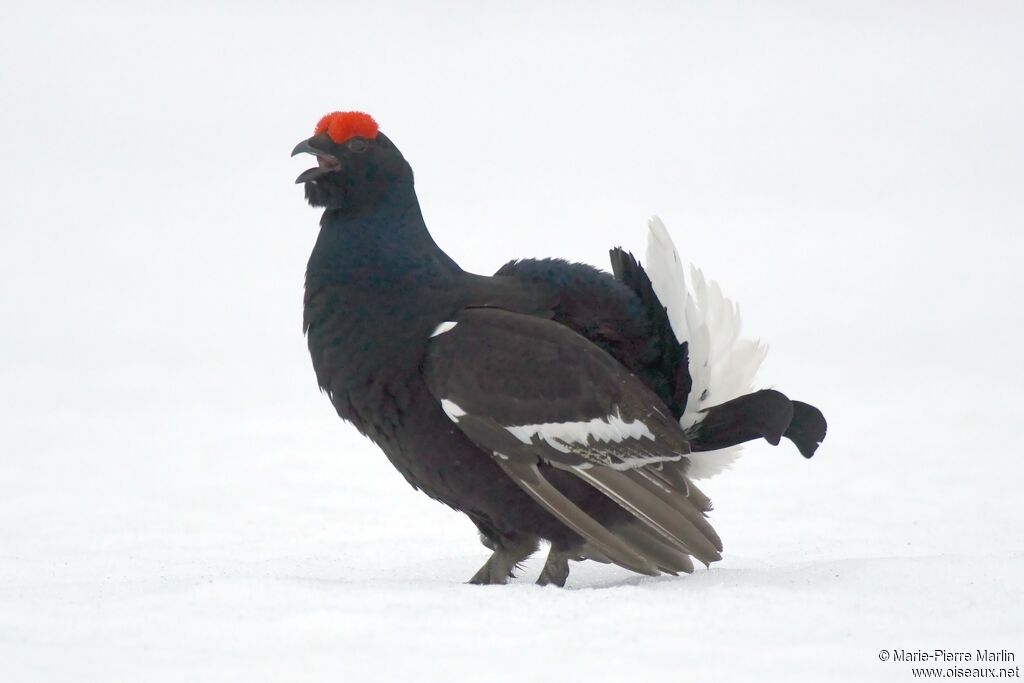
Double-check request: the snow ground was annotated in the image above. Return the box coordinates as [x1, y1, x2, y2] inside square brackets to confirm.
[3, 378, 1021, 682]
[2, 2, 1023, 681]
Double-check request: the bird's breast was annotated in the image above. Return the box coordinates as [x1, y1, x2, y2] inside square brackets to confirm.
[303, 282, 447, 430]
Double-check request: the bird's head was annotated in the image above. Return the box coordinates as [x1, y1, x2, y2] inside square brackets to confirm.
[292, 111, 412, 211]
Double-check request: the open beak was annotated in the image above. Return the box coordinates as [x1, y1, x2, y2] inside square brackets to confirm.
[291, 137, 341, 184]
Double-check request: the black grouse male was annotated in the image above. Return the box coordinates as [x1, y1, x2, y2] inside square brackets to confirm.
[293, 111, 826, 586]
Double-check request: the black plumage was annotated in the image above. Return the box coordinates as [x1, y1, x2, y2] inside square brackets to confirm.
[294, 112, 827, 586]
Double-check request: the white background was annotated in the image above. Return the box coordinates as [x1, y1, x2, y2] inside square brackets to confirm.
[2, 2, 1021, 681]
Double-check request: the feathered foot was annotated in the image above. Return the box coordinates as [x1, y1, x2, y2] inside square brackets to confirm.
[468, 536, 538, 585]
[536, 546, 586, 587]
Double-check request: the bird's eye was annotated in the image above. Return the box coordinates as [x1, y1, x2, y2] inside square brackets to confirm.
[347, 138, 369, 153]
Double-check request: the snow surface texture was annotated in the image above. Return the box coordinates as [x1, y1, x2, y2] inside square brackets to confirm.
[2, 3, 1022, 682]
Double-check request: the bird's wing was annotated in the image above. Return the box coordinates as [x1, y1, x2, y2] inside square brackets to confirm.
[423, 307, 722, 576]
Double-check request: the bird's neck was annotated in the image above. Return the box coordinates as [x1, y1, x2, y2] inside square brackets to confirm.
[305, 182, 462, 290]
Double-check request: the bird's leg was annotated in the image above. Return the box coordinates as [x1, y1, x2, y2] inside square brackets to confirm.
[468, 536, 538, 585]
[477, 531, 496, 551]
[536, 545, 584, 587]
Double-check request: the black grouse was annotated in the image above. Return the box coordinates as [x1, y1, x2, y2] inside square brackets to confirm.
[293, 111, 826, 586]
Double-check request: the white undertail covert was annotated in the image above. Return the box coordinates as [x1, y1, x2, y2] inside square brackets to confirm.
[644, 217, 768, 479]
